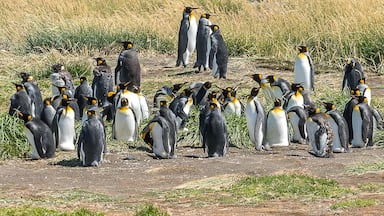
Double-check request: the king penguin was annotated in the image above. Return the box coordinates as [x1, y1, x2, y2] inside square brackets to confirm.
[283, 83, 305, 111]
[176, 6, 198, 67]
[209, 24, 228, 79]
[113, 97, 137, 142]
[20, 72, 43, 118]
[192, 81, 212, 106]
[245, 87, 269, 151]
[202, 102, 229, 157]
[343, 89, 361, 143]
[287, 105, 307, 144]
[20, 113, 55, 159]
[193, 13, 212, 72]
[9, 83, 32, 117]
[153, 82, 187, 109]
[74, 76, 93, 118]
[323, 102, 350, 153]
[77, 109, 105, 167]
[221, 86, 243, 116]
[249, 73, 274, 103]
[41, 98, 56, 129]
[52, 98, 76, 151]
[92, 57, 113, 106]
[266, 75, 291, 100]
[265, 98, 290, 147]
[356, 78, 371, 106]
[306, 106, 333, 158]
[351, 96, 374, 148]
[115, 41, 141, 89]
[50, 63, 75, 97]
[141, 100, 177, 159]
[342, 57, 364, 95]
[293, 46, 314, 93]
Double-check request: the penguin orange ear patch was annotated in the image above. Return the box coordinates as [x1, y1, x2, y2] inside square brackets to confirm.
[213, 25, 219, 32]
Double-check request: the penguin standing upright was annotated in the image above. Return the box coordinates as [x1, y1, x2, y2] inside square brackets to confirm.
[265, 98, 290, 147]
[194, 13, 212, 71]
[9, 83, 32, 117]
[323, 102, 350, 153]
[287, 106, 307, 144]
[343, 89, 360, 143]
[113, 98, 137, 142]
[41, 98, 56, 129]
[249, 73, 274, 103]
[176, 6, 198, 68]
[306, 106, 333, 158]
[20, 113, 55, 159]
[52, 98, 76, 151]
[294, 46, 314, 93]
[92, 57, 113, 107]
[245, 87, 268, 151]
[209, 24, 228, 79]
[77, 109, 105, 167]
[141, 100, 177, 159]
[50, 63, 75, 97]
[351, 96, 374, 148]
[115, 41, 141, 89]
[342, 57, 364, 94]
[202, 102, 228, 157]
[356, 78, 371, 105]
[20, 72, 43, 118]
[74, 77, 92, 118]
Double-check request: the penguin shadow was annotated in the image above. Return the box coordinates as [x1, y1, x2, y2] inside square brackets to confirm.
[169, 70, 199, 76]
[49, 158, 82, 167]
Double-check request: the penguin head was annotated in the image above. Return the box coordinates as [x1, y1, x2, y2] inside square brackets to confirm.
[222, 87, 234, 99]
[85, 96, 98, 106]
[95, 57, 106, 66]
[159, 100, 168, 108]
[184, 6, 198, 14]
[57, 86, 67, 94]
[306, 104, 320, 116]
[322, 102, 335, 112]
[208, 24, 220, 33]
[273, 98, 282, 107]
[346, 58, 356, 67]
[121, 41, 133, 50]
[107, 91, 116, 103]
[357, 96, 368, 104]
[51, 63, 64, 73]
[351, 88, 361, 96]
[250, 73, 263, 84]
[13, 83, 24, 92]
[203, 81, 212, 90]
[79, 76, 87, 84]
[209, 102, 219, 110]
[298, 45, 308, 53]
[250, 87, 260, 98]
[171, 82, 188, 93]
[43, 98, 52, 106]
[19, 72, 32, 83]
[201, 13, 211, 19]
[19, 112, 33, 123]
[291, 83, 304, 92]
[61, 97, 73, 107]
[182, 88, 194, 97]
[87, 109, 97, 118]
[359, 78, 366, 84]
[266, 75, 276, 83]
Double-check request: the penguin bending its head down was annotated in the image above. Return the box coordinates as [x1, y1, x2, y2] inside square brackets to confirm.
[77, 109, 105, 167]
[293, 45, 314, 94]
[209, 24, 228, 79]
[287, 105, 307, 144]
[176, 6, 199, 68]
[342, 57, 364, 95]
[202, 102, 229, 157]
[306, 106, 333, 158]
[9, 83, 32, 117]
[20, 113, 55, 159]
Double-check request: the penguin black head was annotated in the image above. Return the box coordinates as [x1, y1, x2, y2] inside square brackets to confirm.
[298, 46, 308, 53]
[87, 109, 97, 117]
[107, 91, 116, 103]
[273, 98, 282, 107]
[201, 13, 211, 19]
[222, 87, 234, 99]
[80, 76, 87, 84]
[250, 87, 260, 97]
[171, 82, 188, 93]
[203, 81, 212, 90]
[359, 78, 366, 84]
[322, 102, 335, 112]
[159, 100, 168, 107]
[61, 97, 73, 107]
[121, 41, 133, 50]
[209, 102, 219, 110]
[184, 6, 198, 14]
[56, 85, 67, 94]
[182, 88, 194, 97]
[18, 112, 33, 123]
[85, 96, 98, 106]
[43, 98, 52, 106]
[51, 63, 64, 73]
[250, 73, 263, 84]
[13, 83, 24, 92]
[346, 58, 357, 67]
[95, 57, 107, 66]
[266, 75, 277, 84]
[120, 98, 129, 107]
[357, 96, 368, 104]
[291, 83, 304, 92]
[307, 105, 321, 116]
[207, 24, 220, 32]
[19, 72, 33, 83]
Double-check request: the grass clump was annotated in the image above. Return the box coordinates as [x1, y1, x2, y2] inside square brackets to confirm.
[347, 162, 384, 174]
[134, 204, 169, 216]
[0, 113, 30, 160]
[0, 206, 104, 216]
[331, 199, 378, 210]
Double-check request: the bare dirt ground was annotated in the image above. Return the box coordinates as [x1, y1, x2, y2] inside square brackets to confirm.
[0, 54, 383, 215]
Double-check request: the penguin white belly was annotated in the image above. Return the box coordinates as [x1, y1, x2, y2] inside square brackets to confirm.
[288, 112, 306, 144]
[245, 102, 257, 143]
[211, 54, 218, 77]
[114, 108, 136, 142]
[271, 86, 283, 99]
[351, 109, 364, 147]
[24, 127, 40, 159]
[139, 95, 149, 120]
[186, 18, 198, 58]
[266, 111, 289, 146]
[286, 95, 304, 111]
[234, 100, 242, 116]
[224, 102, 236, 115]
[294, 58, 311, 91]
[151, 123, 169, 158]
[328, 117, 343, 153]
[58, 112, 75, 151]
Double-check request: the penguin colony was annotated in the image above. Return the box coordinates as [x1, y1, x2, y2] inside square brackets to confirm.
[8, 7, 384, 166]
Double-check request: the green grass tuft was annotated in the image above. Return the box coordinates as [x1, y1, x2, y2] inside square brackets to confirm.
[346, 161, 384, 174]
[0, 113, 30, 160]
[134, 204, 169, 216]
[331, 199, 378, 210]
[0, 206, 104, 216]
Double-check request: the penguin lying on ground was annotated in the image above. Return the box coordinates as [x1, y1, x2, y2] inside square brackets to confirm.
[19, 112, 55, 159]
[77, 109, 105, 167]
